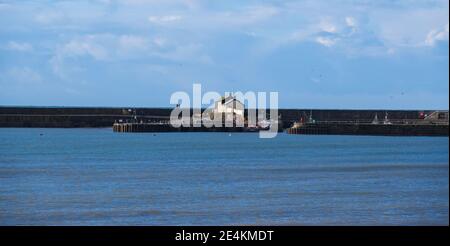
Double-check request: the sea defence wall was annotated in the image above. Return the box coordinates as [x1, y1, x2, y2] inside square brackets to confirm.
[112, 123, 261, 133]
[0, 106, 440, 128]
[286, 123, 449, 136]
[0, 107, 172, 127]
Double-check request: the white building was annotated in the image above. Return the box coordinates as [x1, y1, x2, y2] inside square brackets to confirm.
[205, 95, 245, 125]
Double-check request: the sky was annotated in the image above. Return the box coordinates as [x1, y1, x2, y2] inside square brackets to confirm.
[0, 0, 449, 109]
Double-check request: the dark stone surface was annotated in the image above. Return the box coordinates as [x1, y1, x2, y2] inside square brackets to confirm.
[0, 106, 439, 128]
[286, 123, 449, 136]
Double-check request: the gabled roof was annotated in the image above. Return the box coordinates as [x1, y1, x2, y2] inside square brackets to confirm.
[221, 95, 244, 106]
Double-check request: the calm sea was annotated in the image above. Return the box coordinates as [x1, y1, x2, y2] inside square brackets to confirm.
[0, 128, 448, 225]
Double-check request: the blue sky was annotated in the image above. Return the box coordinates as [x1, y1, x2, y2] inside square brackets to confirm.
[0, 0, 448, 109]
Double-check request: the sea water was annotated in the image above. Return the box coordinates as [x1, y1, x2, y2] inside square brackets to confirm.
[0, 128, 448, 225]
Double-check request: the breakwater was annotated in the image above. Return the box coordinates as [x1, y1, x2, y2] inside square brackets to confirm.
[0, 107, 171, 128]
[286, 123, 448, 136]
[1, 106, 448, 136]
[0, 106, 441, 128]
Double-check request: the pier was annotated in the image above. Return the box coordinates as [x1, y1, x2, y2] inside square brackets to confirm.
[286, 111, 448, 136]
[286, 122, 449, 136]
[112, 122, 254, 133]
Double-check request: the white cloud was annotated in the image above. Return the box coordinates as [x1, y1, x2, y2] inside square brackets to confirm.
[153, 37, 167, 47]
[35, 11, 64, 24]
[226, 5, 279, 25]
[6, 41, 33, 52]
[267, 1, 448, 55]
[316, 36, 337, 47]
[345, 16, 357, 28]
[153, 42, 213, 64]
[425, 23, 449, 46]
[373, 7, 449, 48]
[148, 15, 182, 24]
[146, 5, 278, 28]
[119, 35, 149, 50]
[50, 35, 111, 78]
[63, 38, 109, 60]
[49, 32, 212, 79]
[281, 15, 359, 50]
[387, 48, 396, 55]
[2, 0, 448, 76]
[173, 5, 279, 31]
[319, 20, 338, 33]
